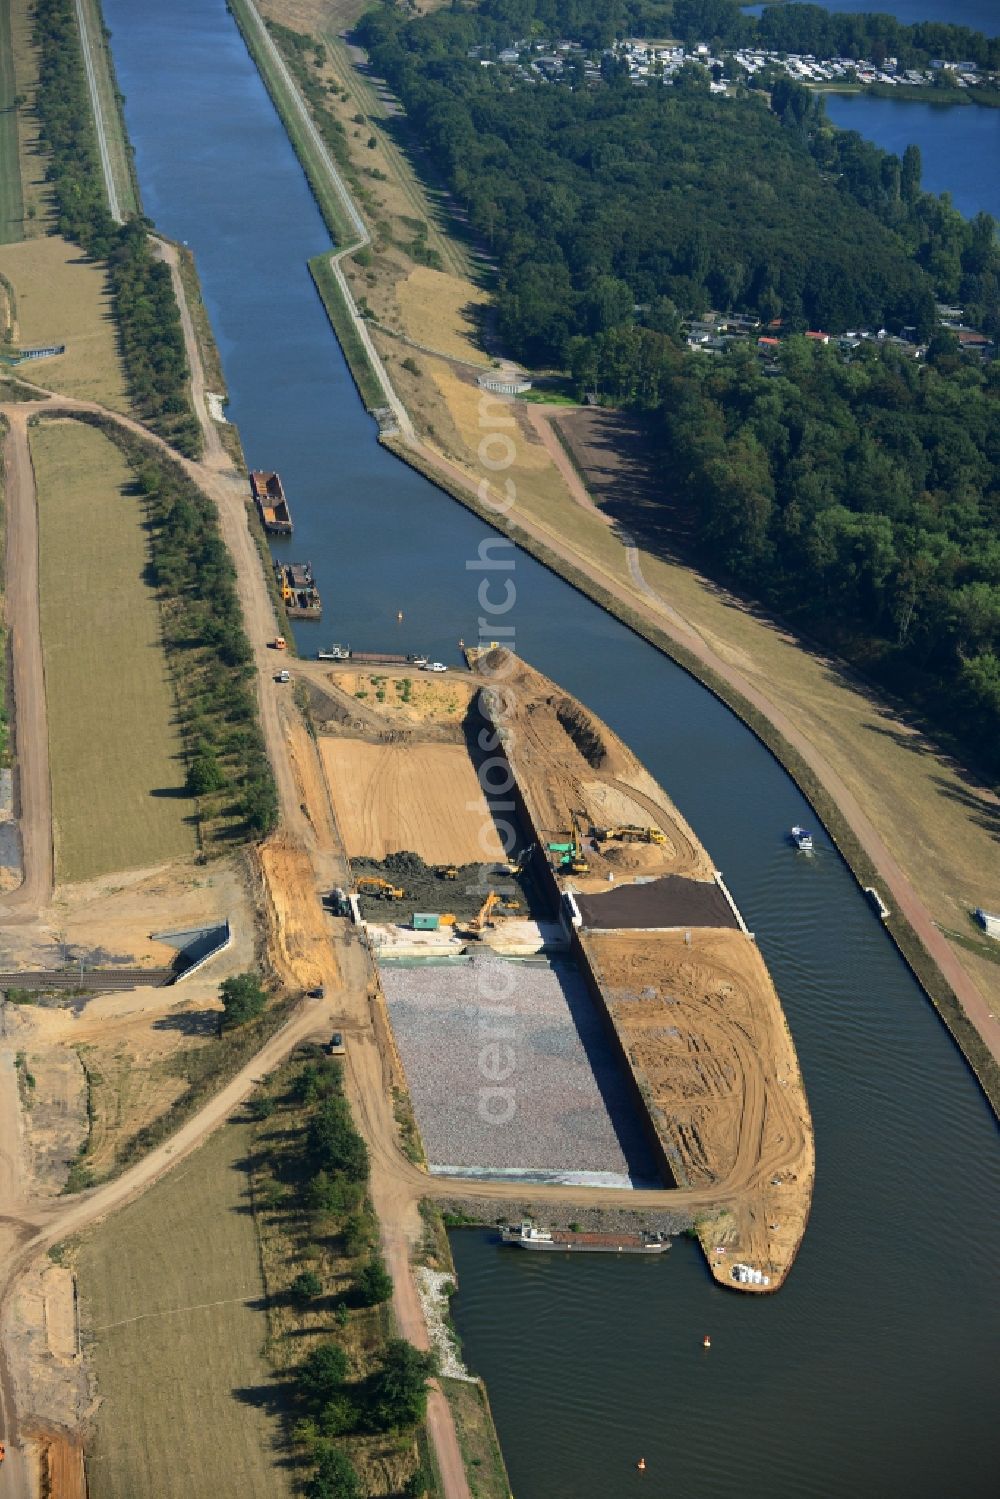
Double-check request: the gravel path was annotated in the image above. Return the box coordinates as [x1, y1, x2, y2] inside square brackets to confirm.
[382, 952, 658, 1185]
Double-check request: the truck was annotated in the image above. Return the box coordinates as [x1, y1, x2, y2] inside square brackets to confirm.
[275, 669, 291, 683]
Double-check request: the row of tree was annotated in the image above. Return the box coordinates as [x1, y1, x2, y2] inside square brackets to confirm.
[33, 0, 200, 456]
[257, 1054, 434, 1499]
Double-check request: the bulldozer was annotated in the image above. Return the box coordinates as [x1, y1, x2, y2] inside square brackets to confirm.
[593, 824, 666, 846]
[355, 876, 406, 900]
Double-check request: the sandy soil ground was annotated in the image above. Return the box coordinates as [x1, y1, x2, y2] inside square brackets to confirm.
[320, 738, 506, 864]
[474, 650, 714, 888]
[322, 666, 480, 726]
[588, 927, 813, 1281]
[471, 651, 814, 1286]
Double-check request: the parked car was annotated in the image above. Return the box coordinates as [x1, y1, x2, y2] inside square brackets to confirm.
[327, 1031, 346, 1055]
[424, 661, 448, 673]
[275, 669, 291, 682]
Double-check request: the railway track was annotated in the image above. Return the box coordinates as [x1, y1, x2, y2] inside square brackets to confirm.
[0, 968, 174, 992]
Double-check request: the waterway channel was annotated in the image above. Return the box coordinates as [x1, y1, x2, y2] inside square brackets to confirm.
[102, 3, 998, 1495]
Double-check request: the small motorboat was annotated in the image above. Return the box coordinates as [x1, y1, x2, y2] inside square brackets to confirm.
[790, 826, 814, 853]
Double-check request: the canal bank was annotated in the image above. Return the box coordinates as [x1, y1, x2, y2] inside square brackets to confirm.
[100, 1, 999, 1494]
[216, 0, 1000, 1107]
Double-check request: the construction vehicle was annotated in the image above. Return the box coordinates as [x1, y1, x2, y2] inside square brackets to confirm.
[270, 636, 287, 651]
[356, 876, 406, 900]
[440, 913, 457, 926]
[593, 824, 666, 846]
[436, 865, 459, 880]
[467, 890, 520, 932]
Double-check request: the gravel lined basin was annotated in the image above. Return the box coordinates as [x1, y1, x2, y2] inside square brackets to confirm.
[381, 951, 658, 1185]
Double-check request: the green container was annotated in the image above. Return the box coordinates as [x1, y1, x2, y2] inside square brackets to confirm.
[412, 912, 440, 931]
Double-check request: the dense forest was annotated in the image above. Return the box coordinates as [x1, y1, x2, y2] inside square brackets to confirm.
[33, 0, 200, 457]
[361, 2, 1000, 773]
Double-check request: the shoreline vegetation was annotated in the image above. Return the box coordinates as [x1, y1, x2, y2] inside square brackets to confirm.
[242, 2, 1000, 1115]
[32, 0, 200, 455]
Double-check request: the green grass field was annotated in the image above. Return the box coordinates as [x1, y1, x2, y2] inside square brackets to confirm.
[0, 0, 25, 242]
[76, 1121, 292, 1499]
[31, 420, 196, 881]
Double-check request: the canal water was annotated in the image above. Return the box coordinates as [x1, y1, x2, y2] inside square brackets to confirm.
[103, 3, 998, 1495]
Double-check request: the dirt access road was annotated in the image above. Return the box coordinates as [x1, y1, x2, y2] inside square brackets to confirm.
[0, 415, 54, 919]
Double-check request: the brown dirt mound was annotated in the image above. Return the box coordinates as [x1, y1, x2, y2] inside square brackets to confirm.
[555, 696, 609, 768]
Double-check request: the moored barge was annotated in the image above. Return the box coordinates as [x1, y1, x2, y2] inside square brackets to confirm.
[275, 560, 322, 618]
[501, 1221, 671, 1254]
[250, 470, 293, 534]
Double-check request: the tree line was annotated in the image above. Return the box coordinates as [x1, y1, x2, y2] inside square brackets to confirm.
[248, 1053, 436, 1499]
[32, 0, 200, 456]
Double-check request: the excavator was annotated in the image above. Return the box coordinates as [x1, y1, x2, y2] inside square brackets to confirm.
[593, 824, 666, 846]
[435, 865, 459, 880]
[546, 814, 590, 875]
[355, 876, 406, 900]
[467, 890, 520, 933]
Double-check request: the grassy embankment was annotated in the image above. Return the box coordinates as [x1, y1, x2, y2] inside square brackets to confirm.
[76, 1121, 293, 1499]
[228, 0, 389, 412]
[0, 0, 25, 242]
[0, 235, 130, 408]
[77, 0, 141, 215]
[30, 420, 196, 881]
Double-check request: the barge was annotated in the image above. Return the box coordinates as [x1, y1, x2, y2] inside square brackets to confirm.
[501, 1221, 671, 1254]
[275, 561, 321, 618]
[250, 470, 293, 534]
[318, 644, 421, 665]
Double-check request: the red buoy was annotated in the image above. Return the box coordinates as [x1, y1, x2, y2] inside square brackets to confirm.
[703, 1335, 712, 1348]
[636, 1457, 647, 1472]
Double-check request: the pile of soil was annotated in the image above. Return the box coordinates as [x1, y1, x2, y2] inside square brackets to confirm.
[352, 850, 538, 921]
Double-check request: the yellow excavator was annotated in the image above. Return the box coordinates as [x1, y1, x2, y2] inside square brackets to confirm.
[467, 890, 520, 932]
[356, 876, 406, 900]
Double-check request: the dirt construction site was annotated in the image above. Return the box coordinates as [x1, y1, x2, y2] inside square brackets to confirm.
[314, 646, 814, 1288]
[469, 649, 815, 1289]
